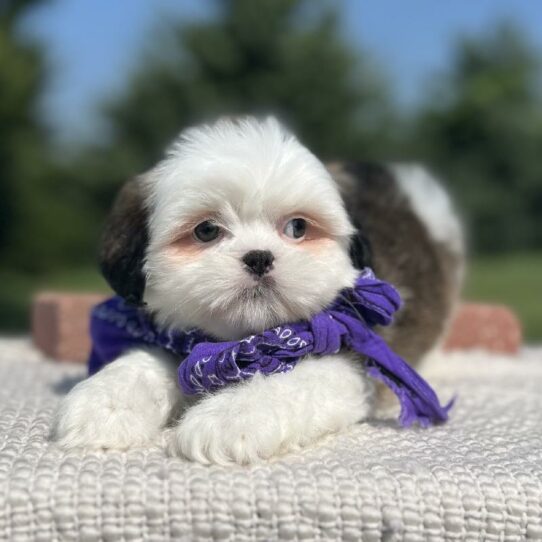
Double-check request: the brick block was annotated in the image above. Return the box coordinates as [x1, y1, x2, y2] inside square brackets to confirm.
[444, 303, 522, 354]
[32, 292, 107, 363]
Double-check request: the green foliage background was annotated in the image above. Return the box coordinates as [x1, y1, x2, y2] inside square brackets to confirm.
[1, 0, 541, 338]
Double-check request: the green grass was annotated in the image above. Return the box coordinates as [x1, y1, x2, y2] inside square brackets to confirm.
[1, 253, 540, 341]
[464, 253, 542, 342]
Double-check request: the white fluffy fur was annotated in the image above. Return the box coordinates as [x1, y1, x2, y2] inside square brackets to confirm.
[52, 349, 181, 450]
[53, 116, 371, 464]
[391, 164, 464, 256]
[170, 353, 371, 465]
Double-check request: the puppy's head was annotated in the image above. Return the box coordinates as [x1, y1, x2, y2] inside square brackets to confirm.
[101, 117, 369, 339]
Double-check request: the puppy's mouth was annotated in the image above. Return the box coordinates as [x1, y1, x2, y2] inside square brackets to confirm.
[240, 275, 276, 299]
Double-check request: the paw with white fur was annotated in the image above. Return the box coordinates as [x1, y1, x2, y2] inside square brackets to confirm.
[169, 387, 283, 465]
[169, 354, 372, 465]
[51, 349, 180, 450]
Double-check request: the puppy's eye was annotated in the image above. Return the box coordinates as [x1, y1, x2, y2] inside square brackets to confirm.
[283, 218, 307, 240]
[193, 220, 221, 243]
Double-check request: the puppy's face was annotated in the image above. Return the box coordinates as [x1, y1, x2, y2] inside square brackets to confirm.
[103, 118, 359, 339]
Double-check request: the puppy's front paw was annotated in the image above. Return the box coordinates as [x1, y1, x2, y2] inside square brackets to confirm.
[169, 356, 371, 465]
[51, 355, 179, 451]
[52, 386, 157, 451]
[169, 386, 286, 465]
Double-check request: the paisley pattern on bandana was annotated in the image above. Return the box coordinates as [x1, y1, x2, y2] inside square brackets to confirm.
[88, 268, 453, 427]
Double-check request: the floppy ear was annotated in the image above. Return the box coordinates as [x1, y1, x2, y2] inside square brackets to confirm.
[325, 162, 373, 270]
[349, 221, 373, 270]
[99, 177, 149, 305]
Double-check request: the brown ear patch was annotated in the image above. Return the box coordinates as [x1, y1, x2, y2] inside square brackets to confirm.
[99, 177, 149, 305]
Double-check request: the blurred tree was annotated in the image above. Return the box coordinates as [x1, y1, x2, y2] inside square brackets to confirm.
[80, 0, 396, 213]
[413, 24, 542, 253]
[0, 0, 45, 258]
[0, 0, 97, 274]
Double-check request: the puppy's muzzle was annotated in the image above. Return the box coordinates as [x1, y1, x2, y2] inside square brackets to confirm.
[242, 250, 275, 277]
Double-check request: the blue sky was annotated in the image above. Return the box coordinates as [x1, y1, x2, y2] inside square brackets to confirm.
[22, 0, 542, 143]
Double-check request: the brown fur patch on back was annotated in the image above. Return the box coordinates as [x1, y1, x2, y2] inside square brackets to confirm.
[328, 162, 464, 367]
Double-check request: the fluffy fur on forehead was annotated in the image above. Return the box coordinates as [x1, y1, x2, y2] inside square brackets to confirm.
[144, 116, 354, 247]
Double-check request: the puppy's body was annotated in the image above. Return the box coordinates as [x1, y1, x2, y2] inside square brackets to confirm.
[52, 117, 463, 464]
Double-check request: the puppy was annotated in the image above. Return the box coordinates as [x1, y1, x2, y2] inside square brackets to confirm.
[52, 116, 464, 464]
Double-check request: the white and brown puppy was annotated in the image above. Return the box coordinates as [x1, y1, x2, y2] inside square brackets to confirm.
[52, 117, 464, 464]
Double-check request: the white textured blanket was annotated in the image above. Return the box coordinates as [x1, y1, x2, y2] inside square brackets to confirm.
[0, 339, 541, 541]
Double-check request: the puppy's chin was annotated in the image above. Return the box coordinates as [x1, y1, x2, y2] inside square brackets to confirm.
[149, 290, 307, 341]
[211, 282, 323, 339]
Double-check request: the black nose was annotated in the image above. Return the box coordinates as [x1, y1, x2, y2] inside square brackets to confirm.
[242, 250, 275, 277]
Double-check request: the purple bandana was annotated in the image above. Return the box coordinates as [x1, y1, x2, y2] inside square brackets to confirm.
[88, 268, 452, 427]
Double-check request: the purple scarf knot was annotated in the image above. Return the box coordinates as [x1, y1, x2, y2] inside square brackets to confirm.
[88, 268, 452, 427]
